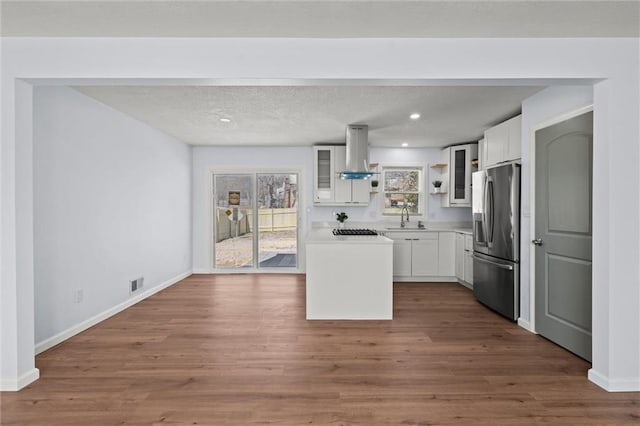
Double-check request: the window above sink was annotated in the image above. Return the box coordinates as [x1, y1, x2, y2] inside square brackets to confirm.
[381, 165, 425, 216]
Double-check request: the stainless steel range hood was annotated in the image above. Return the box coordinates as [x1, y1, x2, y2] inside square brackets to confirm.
[341, 124, 373, 180]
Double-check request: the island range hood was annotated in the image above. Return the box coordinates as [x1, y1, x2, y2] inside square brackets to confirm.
[340, 124, 374, 180]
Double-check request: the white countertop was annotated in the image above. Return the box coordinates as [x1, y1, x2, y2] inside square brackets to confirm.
[306, 228, 392, 245]
[311, 221, 472, 233]
[454, 228, 473, 235]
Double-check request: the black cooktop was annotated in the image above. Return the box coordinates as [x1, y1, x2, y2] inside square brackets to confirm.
[332, 228, 378, 236]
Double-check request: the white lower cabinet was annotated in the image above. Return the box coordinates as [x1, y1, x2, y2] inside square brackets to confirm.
[387, 231, 456, 281]
[455, 232, 474, 288]
[455, 232, 465, 280]
[464, 234, 474, 286]
[437, 232, 455, 276]
[411, 238, 439, 276]
[464, 249, 474, 286]
[392, 238, 413, 277]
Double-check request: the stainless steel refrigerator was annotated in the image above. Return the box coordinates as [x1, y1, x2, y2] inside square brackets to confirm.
[472, 163, 520, 321]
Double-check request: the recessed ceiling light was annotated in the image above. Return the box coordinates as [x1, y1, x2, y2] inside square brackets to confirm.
[410, 113, 421, 120]
[402, 142, 409, 147]
[219, 118, 231, 123]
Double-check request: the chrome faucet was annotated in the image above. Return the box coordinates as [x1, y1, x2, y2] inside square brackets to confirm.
[400, 205, 410, 228]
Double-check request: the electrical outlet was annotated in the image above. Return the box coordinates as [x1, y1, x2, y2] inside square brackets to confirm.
[73, 289, 83, 303]
[129, 277, 144, 294]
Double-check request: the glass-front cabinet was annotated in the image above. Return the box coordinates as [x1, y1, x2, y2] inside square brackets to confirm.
[313, 145, 370, 206]
[441, 143, 478, 207]
[313, 146, 334, 202]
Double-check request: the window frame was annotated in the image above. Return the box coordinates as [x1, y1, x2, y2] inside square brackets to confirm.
[379, 164, 426, 216]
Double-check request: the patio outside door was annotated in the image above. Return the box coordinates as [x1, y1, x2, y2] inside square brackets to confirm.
[213, 174, 255, 269]
[213, 172, 299, 270]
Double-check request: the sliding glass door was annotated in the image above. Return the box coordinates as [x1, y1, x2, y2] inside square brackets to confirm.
[213, 171, 299, 270]
[213, 174, 254, 269]
[256, 173, 298, 268]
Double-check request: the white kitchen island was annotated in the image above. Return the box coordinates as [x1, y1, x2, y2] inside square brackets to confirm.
[305, 228, 393, 320]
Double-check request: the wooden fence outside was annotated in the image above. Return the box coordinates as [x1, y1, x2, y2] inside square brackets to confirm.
[215, 208, 297, 242]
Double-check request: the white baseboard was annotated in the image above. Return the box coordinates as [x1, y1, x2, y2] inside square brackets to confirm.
[393, 276, 458, 283]
[192, 269, 304, 274]
[35, 270, 192, 355]
[0, 368, 40, 391]
[456, 279, 473, 290]
[517, 318, 536, 333]
[588, 369, 640, 392]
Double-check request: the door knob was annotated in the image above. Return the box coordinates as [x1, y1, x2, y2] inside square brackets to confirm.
[532, 238, 544, 246]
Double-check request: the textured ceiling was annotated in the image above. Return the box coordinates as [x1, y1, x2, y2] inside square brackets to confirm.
[73, 85, 544, 147]
[3, 1, 638, 37]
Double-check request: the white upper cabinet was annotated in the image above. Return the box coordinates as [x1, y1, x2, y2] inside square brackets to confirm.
[313, 146, 335, 202]
[313, 145, 370, 206]
[506, 115, 522, 161]
[485, 120, 509, 166]
[440, 143, 478, 208]
[350, 179, 371, 204]
[482, 114, 522, 168]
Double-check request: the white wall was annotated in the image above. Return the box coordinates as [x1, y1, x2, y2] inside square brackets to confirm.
[519, 86, 594, 323]
[1, 37, 638, 392]
[33, 87, 192, 347]
[191, 145, 470, 272]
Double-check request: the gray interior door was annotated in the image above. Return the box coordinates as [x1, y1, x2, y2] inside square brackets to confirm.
[534, 111, 593, 361]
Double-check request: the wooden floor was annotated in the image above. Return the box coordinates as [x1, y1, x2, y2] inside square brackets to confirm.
[2, 274, 638, 425]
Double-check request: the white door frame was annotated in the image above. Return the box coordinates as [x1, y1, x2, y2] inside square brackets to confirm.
[528, 104, 594, 333]
[208, 166, 304, 273]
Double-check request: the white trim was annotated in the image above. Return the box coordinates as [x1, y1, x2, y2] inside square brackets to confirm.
[192, 268, 213, 274]
[392, 276, 457, 283]
[528, 104, 594, 333]
[517, 317, 536, 333]
[34, 270, 192, 355]
[0, 368, 40, 391]
[588, 369, 640, 392]
[193, 269, 305, 275]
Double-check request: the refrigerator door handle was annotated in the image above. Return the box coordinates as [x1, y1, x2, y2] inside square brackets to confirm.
[482, 175, 489, 245]
[472, 254, 514, 271]
[486, 176, 494, 247]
